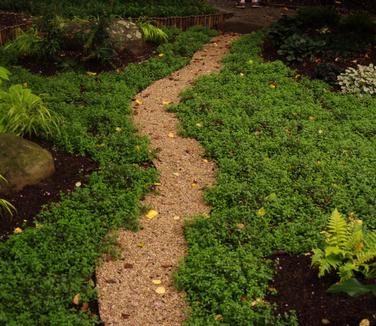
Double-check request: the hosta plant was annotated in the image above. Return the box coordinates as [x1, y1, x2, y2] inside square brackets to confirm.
[337, 64, 376, 96]
[311, 209, 376, 281]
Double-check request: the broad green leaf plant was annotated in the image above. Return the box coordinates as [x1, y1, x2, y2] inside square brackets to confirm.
[0, 66, 60, 137]
[311, 209, 376, 281]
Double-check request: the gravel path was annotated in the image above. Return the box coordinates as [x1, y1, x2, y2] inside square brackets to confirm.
[96, 33, 239, 326]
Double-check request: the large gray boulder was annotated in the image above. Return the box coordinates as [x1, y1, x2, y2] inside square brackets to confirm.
[106, 19, 146, 56]
[0, 134, 55, 194]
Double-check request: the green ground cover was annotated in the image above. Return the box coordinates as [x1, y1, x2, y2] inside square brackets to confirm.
[172, 33, 376, 325]
[0, 26, 216, 325]
[0, 0, 214, 18]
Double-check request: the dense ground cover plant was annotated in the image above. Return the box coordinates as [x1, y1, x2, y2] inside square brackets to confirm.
[172, 32, 376, 324]
[0, 0, 214, 19]
[0, 26, 216, 325]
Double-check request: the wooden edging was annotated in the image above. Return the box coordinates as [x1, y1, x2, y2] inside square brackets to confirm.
[150, 12, 233, 30]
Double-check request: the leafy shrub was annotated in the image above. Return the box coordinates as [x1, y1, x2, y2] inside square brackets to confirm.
[277, 34, 325, 62]
[296, 6, 340, 28]
[314, 63, 343, 85]
[311, 209, 376, 281]
[3, 28, 43, 59]
[337, 64, 376, 96]
[340, 11, 376, 35]
[268, 16, 301, 47]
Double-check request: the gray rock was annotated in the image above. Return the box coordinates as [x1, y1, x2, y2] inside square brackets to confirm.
[106, 19, 146, 56]
[0, 134, 55, 194]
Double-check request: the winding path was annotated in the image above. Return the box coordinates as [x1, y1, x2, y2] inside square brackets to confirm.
[96, 33, 238, 325]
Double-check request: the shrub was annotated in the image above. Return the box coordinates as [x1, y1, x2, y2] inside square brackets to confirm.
[296, 6, 340, 28]
[314, 63, 344, 85]
[277, 33, 325, 62]
[337, 64, 376, 96]
[340, 11, 376, 35]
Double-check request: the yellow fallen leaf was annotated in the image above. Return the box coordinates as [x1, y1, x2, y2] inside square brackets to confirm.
[236, 223, 245, 230]
[173, 172, 180, 176]
[154, 182, 161, 186]
[162, 100, 172, 106]
[240, 73, 244, 77]
[146, 210, 158, 219]
[248, 59, 254, 64]
[152, 279, 162, 285]
[173, 215, 180, 220]
[203, 159, 209, 163]
[269, 83, 277, 89]
[168, 132, 175, 138]
[191, 181, 198, 188]
[158, 53, 165, 57]
[155, 286, 166, 294]
[14, 227, 23, 234]
[75, 182, 82, 187]
[251, 298, 265, 307]
[72, 293, 81, 305]
[135, 99, 143, 106]
[115, 127, 122, 132]
[321, 319, 330, 325]
[256, 207, 266, 217]
[309, 116, 316, 121]
[86, 71, 97, 76]
[196, 122, 203, 128]
[137, 241, 145, 248]
[215, 314, 223, 321]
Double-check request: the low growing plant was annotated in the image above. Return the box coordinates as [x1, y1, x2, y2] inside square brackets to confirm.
[337, 64, 376, 96]
[138, 22, 168, 44]
[311, 209, 376, 281]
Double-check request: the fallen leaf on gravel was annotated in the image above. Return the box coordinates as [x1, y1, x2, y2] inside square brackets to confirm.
[121, 313, 130, 319]
[137, 242, 145, 248]
[146, 210, 158, 219]
[173, 172, 180, 176]
[152, 279, 162, 285]
[191, 181, 198, 188]
[203, 159, 209, 163]
[256, 207, 266, 217]
[168, 132, 175, 138]
[14, 227, 23, 234]
[124, 263, 134, 269]
[155, 286, 166, 294]
[81, 303, 89, 312]
[173, 215, 180, 220]
[72, 293, 81, 305]
[162, 99, 172, 106]
[134, 99, 143, 106]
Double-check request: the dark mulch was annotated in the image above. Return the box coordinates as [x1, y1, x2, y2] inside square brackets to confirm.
[0, 139, 97, 240]
[268, 254, 376, 326]
[262, 39, 376, 84]
[0, 12, 30, 29]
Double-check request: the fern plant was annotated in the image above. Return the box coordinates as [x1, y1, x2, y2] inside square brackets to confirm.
[0, 175, 15, 217]
[138, 22, 168, 44]
[311, 209, 376, 281]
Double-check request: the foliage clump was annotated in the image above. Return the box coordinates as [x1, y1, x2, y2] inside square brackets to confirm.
[337, 64, 376, 96]
[312, 209, 376, 281]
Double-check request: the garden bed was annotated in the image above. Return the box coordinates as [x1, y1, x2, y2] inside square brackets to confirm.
[173, 32, 376, 325]
[0, 26, 217, 325]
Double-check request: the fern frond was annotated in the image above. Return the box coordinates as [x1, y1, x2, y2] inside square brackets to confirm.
[326, 209, 349, 249]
